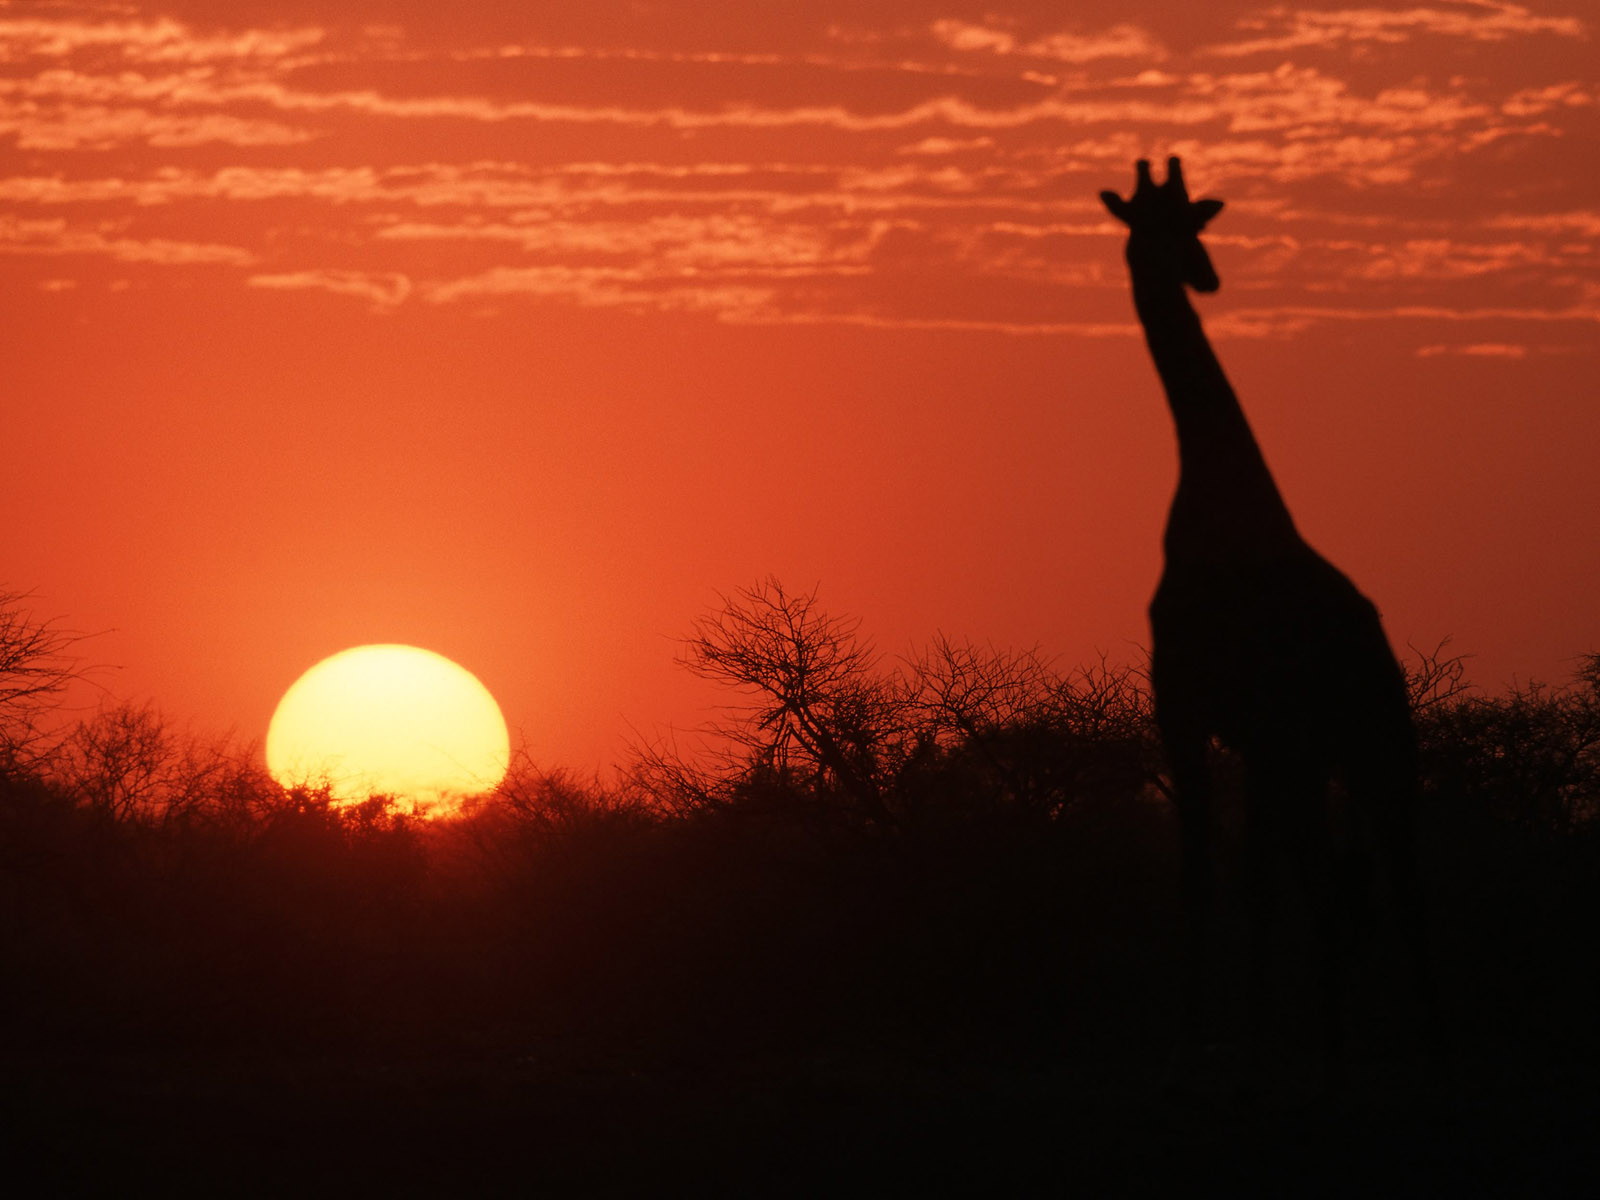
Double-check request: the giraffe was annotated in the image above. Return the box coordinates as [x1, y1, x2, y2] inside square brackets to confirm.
[1100, 157, 1434, 1086]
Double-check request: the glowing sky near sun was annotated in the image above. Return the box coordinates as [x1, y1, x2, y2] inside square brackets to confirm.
[3, 1, 1596, 768]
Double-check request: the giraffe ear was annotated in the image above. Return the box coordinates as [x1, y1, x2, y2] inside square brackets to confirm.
[1100, 190, 1132, 224]
[1192, 198, 1225, 230]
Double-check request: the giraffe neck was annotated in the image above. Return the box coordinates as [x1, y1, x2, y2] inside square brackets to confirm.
[1131, 272, 1302, 563]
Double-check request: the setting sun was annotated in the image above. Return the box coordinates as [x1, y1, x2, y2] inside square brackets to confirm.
[265, 644, 510, 807]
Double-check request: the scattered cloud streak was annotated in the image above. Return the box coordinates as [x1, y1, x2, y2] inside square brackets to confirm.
[930, 20, 1167, 65]
[0, 16, 324, 63]
[1417, 341, 1532, 357]
[1205, 2, 1586, 57]
[0, 214, 254, 264]
[248, 269, 411, 307]
[0, 3, 1593, 348]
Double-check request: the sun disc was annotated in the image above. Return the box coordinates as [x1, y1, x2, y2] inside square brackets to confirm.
[266, 644, 509, 808]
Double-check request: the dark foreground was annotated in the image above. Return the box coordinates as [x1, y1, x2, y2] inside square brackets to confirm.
[7, 1030, 1596, 1195]
[5, 779, 1598, 1195]
[5, 638, 1597, 1193]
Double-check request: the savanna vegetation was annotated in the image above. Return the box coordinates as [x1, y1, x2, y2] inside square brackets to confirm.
[2, 582, 1596, 1189]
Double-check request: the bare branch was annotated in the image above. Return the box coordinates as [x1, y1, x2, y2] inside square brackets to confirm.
[678, 578, 900, 828]
[1405, 636, 1473, 714]
[0, 588, 88, 768]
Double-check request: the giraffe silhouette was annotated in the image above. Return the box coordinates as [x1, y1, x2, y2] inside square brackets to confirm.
[1101, 157, 1434, 1086]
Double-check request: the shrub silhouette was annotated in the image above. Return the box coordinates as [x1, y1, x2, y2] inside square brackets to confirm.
[0, 585, 1595, 1089]
[0, 588, 86, 770]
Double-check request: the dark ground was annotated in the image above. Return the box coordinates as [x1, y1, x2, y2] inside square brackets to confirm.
[6, 1034, 1596, 1195]
[5, 654, 1598, 1195]
[4, 801, 1597, 1196]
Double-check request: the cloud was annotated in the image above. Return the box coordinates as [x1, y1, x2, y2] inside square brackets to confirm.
[375, 211, 883, 271]
[930, 20, 1167, 64]
[0, 99, 315, 149]
[247, 270, 411, 307]
[1025, 28, 1168, 65]
[897, 136, 996, 156]
[420, 265, 1140, 335]
[0, 26, 1560, 177]
[0, 159, 1139, 230]
[0, 8, 1590, 343]
[929, 21, 1019, 55]
[1210, 303, 1600, 341]
[2, 69, 1221, 133]
[417, 265, 781, 320]
[0, 215, 254, 264]
[1501, 81, 1594, 117]
[0, 166, 385, 206]
[1206, 2, 1587, 57]
[1417, 342, 1529, 357]
[746, 311, 1138, 336]
[1186, 63, 1492, 134]
[240, 257, 1139, 336]
[1483, 212, 1600, 238]
[1163, 134, 1426, 184]
[0, 163, 1098, 230]
[1343, 238, 1567, 281]
[0, 16, 324, 63]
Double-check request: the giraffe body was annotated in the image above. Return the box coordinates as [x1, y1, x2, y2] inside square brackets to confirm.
[1151, 551, 1414, 781]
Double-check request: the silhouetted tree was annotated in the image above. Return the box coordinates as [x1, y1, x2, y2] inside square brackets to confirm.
[1404, 637, 1474, 715]
[50, 701, 273, 840]
[1418, 653, 1600, 832]
[905, 635, 1055, 746]
[632, 581, 1176, 851]
[0, 589, 84, 769]
[678, 578, 903, 829]
[901, 638, 1160, 824]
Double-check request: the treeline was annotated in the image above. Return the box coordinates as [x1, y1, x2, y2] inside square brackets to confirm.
[0, 581, 1596, 1062]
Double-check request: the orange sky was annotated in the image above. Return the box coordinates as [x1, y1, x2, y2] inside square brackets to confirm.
[4, 0, 1597, 770]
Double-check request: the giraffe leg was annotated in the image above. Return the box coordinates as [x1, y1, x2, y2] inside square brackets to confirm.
[1316, 874, 1349, 1095]
[1282, 777, 1349, 1095]
[1372, 771, 1451, 1076]
[1163, 727, 1214, 1085]
[1241, 763, 1284, 1101]
[1341, 717, 1451, 1085]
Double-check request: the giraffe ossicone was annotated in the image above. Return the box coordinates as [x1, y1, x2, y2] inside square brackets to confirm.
[1101, 157, 1225, 295]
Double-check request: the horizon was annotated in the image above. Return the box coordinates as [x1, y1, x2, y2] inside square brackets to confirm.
[5, 0, 1596, 771]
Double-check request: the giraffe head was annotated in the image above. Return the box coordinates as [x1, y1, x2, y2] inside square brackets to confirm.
[1101, 156, 1226, 293]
